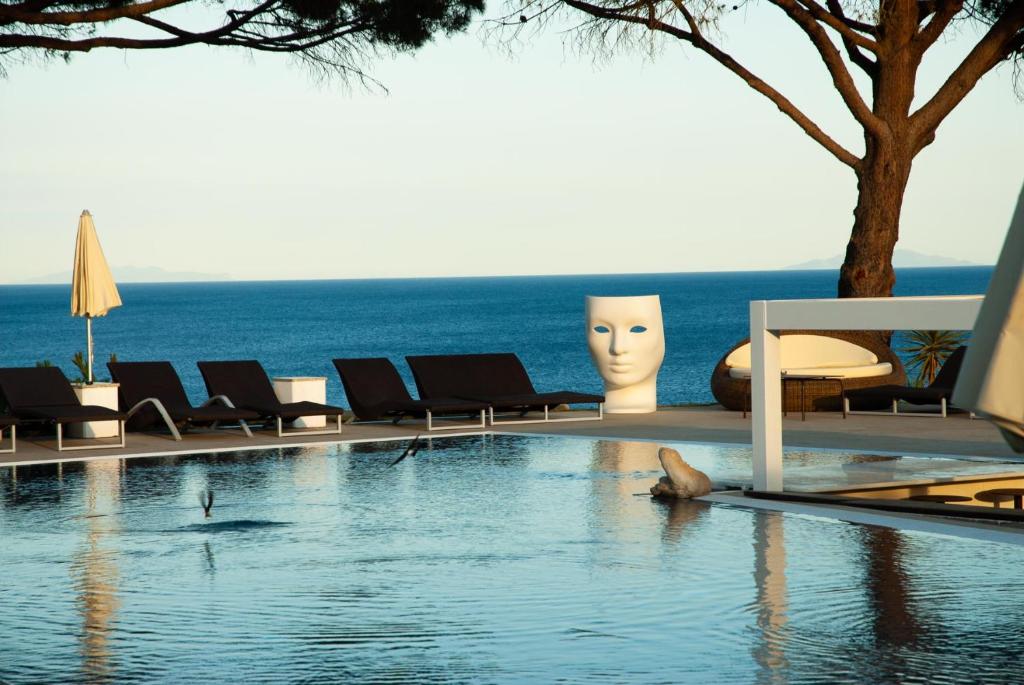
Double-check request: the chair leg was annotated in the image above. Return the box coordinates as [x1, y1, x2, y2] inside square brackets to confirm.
[127, 397, 181, 441]
[941, 397, 947, 418]
[0, 425, 15, 454]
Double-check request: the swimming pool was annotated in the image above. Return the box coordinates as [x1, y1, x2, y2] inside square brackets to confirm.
[2, 435, 1023, 683]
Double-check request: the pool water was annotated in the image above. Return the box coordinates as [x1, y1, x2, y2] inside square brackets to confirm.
[2, 435, 1023, 684]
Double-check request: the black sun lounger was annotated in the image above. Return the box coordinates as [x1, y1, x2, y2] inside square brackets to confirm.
[0, 415, 18, 454]
[108, 361, 260, 441]
[0, 367, 126, 451]
[844, 346, 967, 417]
[197, 360, 345, 437]
[405, 353, 604, 425]
[333, 358, 487, 431]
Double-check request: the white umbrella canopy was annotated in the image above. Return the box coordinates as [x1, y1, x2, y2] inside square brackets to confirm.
[953, 182, 1024, 452]
[71, 210, 122, 384]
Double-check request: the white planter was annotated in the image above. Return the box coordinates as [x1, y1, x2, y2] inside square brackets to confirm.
[70, 382, 120, 438]
[272, 377, 326, 428]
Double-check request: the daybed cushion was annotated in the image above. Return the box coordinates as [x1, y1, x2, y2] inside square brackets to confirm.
[728, 362, 893, 379]
[726, 334, 891, 379]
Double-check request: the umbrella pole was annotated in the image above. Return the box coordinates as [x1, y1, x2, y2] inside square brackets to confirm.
[86, 315, 93, 384]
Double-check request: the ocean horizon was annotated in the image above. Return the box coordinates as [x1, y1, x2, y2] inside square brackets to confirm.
[0, 266, 994, 408]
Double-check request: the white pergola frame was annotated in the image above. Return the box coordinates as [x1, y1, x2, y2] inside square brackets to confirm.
[750, 295, 983, 491]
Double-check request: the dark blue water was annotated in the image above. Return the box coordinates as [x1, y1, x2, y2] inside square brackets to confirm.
[0, 268, 992, 407]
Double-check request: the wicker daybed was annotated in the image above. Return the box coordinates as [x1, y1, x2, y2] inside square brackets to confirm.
[710, 330, 907, 413]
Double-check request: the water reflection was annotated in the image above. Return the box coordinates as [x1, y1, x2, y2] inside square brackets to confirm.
[859, 525, 926, 681]
[202, 541, 216, 577]
[588, 440, 661, 553]
[657, 498, 711, 545]
[70, 458, 122, 683]
[752, 512, 789, 685]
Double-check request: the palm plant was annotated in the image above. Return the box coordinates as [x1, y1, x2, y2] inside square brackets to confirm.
[901, 331, 967, 387]
[71, 351, 118, 383]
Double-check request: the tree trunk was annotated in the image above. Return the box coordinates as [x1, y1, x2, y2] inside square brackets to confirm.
[837, 140, 913, 298]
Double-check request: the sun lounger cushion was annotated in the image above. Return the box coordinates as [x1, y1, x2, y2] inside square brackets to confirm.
[728, 363, 893, 379]
[0, 367, 126, 423]
[725, 335, 892, 379]
[197, 360, 345, 419]
[406, 353, 604, 410]
[333, 358, 487, 421]
[109, 361, 260, 429]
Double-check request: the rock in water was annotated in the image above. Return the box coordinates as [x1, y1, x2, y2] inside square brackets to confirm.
[650, 447, 712, 498]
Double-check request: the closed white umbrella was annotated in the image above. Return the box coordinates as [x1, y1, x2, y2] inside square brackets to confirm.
[953, 182, 1024, 451]
[71, 210, 122, 384]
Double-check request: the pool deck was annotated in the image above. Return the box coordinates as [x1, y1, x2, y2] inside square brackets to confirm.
[1, 405, 1018, 467]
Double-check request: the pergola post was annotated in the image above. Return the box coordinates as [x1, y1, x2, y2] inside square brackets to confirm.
[751, 300, 783, 491]
[746, 295, 982, 493]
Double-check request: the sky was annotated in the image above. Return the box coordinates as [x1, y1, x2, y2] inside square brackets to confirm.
[0, 3, 1021, 283]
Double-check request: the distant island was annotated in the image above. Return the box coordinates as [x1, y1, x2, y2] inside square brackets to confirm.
[20, 265, 232, 284]
[787, 248, 981, 270]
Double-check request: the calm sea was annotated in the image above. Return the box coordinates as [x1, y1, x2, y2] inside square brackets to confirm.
[0, 267, 993, 407]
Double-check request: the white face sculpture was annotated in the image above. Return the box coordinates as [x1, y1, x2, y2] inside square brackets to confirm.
[586, 295, 665, 390]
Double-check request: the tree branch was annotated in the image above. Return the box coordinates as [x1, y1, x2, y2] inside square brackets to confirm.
[768, 0, 888, 140]
[910, 2, 1024, 141]
[914, 0, 964, 54]
[794, 0, 878, 48]
[0, 33, 198, 50]
[0, 0, 190, 25]
[825, 0, 879, 77]
[561, 0, 860, 168]
[128, 0, 276, 42]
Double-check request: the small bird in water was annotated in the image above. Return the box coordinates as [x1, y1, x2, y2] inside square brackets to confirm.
[390, 434, 421, 467]
[199, 489, 215, 518]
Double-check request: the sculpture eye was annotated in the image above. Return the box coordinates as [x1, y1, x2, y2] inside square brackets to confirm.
[593, 325, 610, 334]
[630, 325, 648, 333]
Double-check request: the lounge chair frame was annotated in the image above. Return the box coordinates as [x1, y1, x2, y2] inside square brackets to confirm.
[352, 409, 486, 432]
[844, 396, 949, 418]
[487, 403, 604, 426]
[125, 395, 254, 441]
[0, 425, 14, 454]
[425, 409, 487, 431]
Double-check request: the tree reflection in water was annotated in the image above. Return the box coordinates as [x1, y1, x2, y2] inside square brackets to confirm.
[859, 525, 925, 680]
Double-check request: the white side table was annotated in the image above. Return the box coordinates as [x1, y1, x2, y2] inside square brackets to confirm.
[272, 377, 326, 428]
[70, 382, 121, 438]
